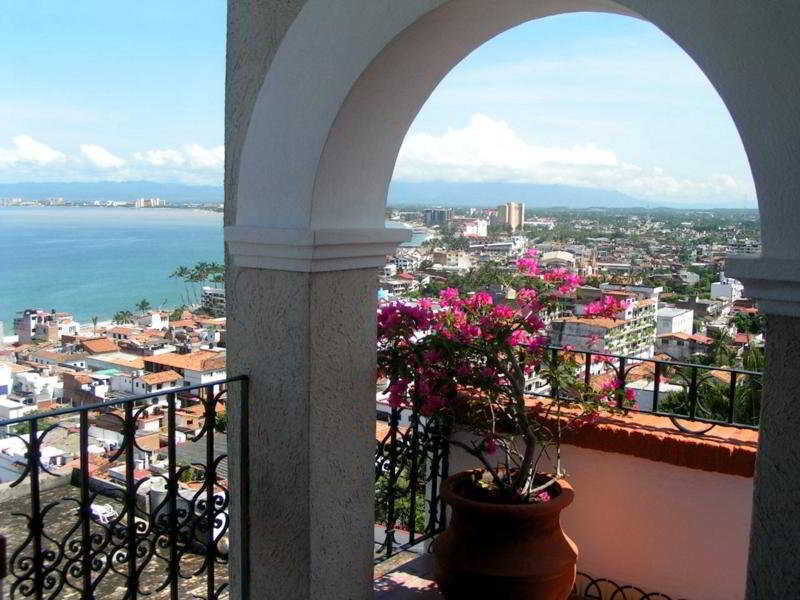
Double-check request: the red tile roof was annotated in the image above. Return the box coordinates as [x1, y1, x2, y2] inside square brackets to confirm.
[81, 338, 120, 354]
[140, 370, 183, 385]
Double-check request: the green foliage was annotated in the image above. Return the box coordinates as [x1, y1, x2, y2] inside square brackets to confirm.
[444, 262, 513, 294]
[214, 411, 228, 433]
[178, 465, 205, 483]
[113, 310, 134, 324]
[734, 312, 765, 335]
[135, 299, 152, 314]
[375, 470, 427, 534]
[170, 305, 188, 321]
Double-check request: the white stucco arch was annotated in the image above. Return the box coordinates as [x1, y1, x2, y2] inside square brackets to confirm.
[227, 0, 800, 274]
[224, 2, 800, 598]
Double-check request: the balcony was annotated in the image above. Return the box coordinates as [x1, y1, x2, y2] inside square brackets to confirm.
[371, 348, 759, 600]
[0, 350, 760, 599]
[0, 378, 247, 600]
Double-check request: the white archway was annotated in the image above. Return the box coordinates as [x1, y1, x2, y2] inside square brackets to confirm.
[225, 2, 800, 598]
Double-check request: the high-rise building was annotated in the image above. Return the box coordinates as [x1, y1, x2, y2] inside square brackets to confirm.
[496, 202, 525, 231]
[423, 208, 452, 226]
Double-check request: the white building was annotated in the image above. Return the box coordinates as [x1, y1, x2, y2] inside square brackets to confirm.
[13, 371, 62, 403]
[711, 273, 744, 301]
[135, 311, 167, 329]
[0, 435, 67, 483]
[453, 218, 488, 237]
[657, 307, 694, 336]
[0, 398, 37, 435]
[0, 363, 11, 398]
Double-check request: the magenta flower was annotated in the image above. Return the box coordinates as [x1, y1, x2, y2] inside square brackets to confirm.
[439, 287, 461, 304]
[493, 304, 515, 319]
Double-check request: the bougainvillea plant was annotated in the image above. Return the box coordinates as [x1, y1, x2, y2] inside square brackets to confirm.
[377, 249, 634, 504]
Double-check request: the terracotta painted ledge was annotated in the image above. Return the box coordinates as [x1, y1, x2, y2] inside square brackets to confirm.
[532, 401, 758, 478]
[374, 553, 586, 599]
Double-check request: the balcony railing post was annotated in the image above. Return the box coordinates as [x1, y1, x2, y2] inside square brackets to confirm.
[166, 392, 178, 600]
[584, 352, 591, 389]
[728, 371, 738, 424]
[204, 385, 216, 600]
[688, 367, 699, 421]
[237, 377, 250, 600]
[79, 411, 93, 600]
[29, 419, 44, 600]
[652, 362, 661, 414]
[406, 391, 422, 546]
[124, 402, 138, 600]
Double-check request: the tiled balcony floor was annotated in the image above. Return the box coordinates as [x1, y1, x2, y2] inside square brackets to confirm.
[374, 553, 584, 599]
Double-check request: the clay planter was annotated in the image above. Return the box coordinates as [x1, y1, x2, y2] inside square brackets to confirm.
[434, 471, 578, 600]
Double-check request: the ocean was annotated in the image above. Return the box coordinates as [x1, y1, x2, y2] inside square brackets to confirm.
[0, 206, 426, 331]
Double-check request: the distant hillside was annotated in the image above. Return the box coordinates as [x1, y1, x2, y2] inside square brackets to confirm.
[387, 181, 649, 208]
[387, 181, 756, 210]
[0, 179, 756, 209]
[0, 181, 223, 203]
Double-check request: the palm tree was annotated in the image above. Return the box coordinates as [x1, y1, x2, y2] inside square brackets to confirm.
[708, 329, 735, 367]
[91, 316, 98, 335]
[135, 299, 152, 314]
[170, 265, 193, 305]
[113, 310, 134, 324]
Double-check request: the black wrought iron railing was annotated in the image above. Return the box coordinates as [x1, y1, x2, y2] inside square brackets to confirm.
[373, 348, 762, 565]
[374, 404, 449, 563]
[0, 376, 248, 600]
[539, 347, 762, 434]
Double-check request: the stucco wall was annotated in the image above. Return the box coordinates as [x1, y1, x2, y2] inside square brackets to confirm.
[225, 1, 800, 598]
[448, 442, 753, 600]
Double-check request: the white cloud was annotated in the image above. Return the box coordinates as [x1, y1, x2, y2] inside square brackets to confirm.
[394, 114, 754, 200]
[80, 144, 125, 169]
[133, 148, 186, 166]
[183, 144, 224, 169]
[0, 134, 66, 165]
[133, 144, 224, 170]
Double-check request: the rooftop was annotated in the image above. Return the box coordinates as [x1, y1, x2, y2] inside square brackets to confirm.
[144, 350, 226, 372]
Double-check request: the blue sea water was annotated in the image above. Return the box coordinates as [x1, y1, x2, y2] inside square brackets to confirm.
[0, 207, 427, 330]
[0, 207, 224, 329]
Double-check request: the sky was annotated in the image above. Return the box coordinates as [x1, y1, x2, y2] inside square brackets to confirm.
[0, 3, 755, 206]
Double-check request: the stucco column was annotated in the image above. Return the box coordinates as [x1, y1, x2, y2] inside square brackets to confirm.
[726, 256, 800, 598]
[224, 226, 408, 599]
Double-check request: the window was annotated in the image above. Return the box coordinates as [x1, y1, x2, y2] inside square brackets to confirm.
[376, 410, 389, 422]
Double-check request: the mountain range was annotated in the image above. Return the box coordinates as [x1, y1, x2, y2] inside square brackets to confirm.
[0, 180, 757, 210]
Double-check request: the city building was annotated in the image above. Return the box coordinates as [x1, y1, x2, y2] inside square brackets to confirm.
[143, 350, 227, 388]
[451, 217, 488, 237]
[657, 332, 714, 361]
[657, 307, 694, 336]
[422, 207, 452, 226]
[201, 286, 226, 317]
[711, 272, 744, 301]
[14, 308, 79, 343]
[134, 197, 166, 208]
[432, 250, 471, 271]
[495, 202, 525, 231]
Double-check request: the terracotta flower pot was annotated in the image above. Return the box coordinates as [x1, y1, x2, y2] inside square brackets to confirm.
[434, 471, 578, 600]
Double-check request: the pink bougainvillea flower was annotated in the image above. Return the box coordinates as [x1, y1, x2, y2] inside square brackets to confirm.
[508, 329, 531, 347]
[493, 304, 515, 319]
[516, 288, 538, 304]
[439, 287, 461, 304]
[516, 257, 540, 276]
[467, 291, 494, 308]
